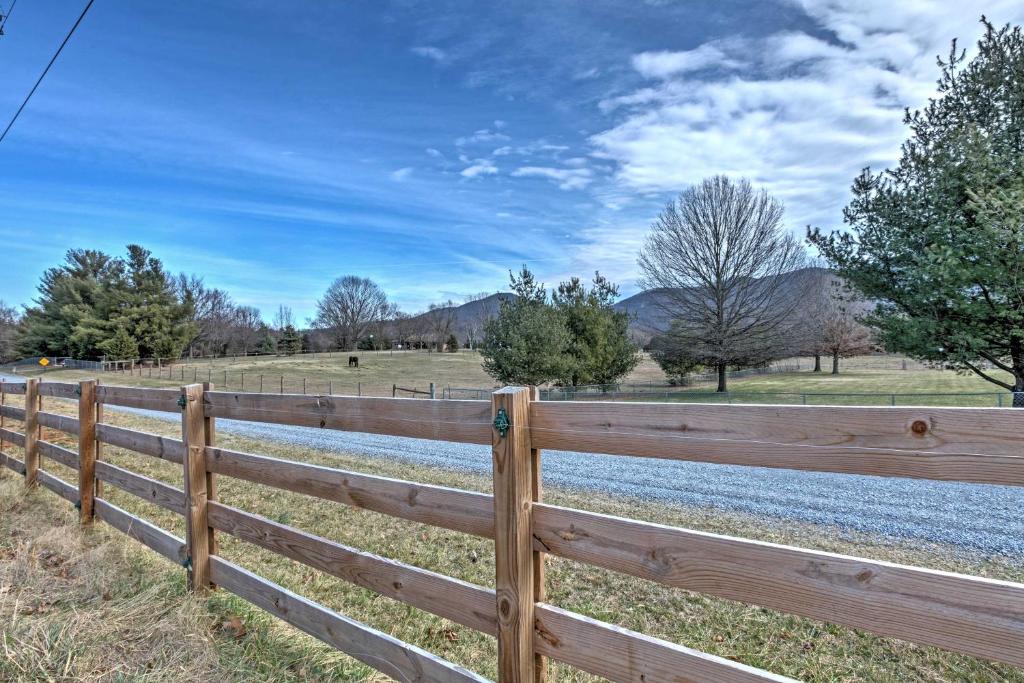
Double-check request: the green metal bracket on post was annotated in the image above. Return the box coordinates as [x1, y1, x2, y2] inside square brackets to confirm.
[493, 407, 510, 438]
[177, 395, 188, 409]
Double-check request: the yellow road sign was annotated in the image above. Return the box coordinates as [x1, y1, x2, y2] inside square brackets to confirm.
[38, 358, 50, 367]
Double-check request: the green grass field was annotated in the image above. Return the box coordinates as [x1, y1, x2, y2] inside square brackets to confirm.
[1, 398, 1021, 681]
[658, 368, 1014, 407]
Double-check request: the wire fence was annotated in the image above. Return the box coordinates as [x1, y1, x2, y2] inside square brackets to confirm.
[5, 355, 1018, 407]
[441, 386, 1018, 407]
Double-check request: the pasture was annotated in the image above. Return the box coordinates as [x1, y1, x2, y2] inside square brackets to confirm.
[9, 351, 1013, 405]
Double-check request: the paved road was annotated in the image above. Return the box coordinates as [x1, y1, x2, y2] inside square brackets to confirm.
[6, 375, 1021, 557]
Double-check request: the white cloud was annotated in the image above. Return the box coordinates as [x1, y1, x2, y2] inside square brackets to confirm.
[425, 147, 444, 158]
[411, 46, 447, 63]
[631, 43, 743, 79]
[591, 1, 1024, 233]
[492, 140, 570, 157]
[460, 159, 498, 178]
[390, 167, 413, 181]
[511, 166, 593, 190]
[456, 128, 511, 146]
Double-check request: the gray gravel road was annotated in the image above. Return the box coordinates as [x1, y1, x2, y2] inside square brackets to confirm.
[5, 374, 1019, 557]
[114, 404, 1024, 558]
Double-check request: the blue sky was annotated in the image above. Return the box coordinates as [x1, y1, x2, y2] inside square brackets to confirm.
[1, 0, 1021, 322]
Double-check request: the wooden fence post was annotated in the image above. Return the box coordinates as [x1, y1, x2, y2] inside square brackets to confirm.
[24, 378, 40, 487]
[491, 386, 536, 683]
[0, 379, 5, 462]
[528, 385, 546, 683]
[181, 383, 212, 590]
[203, 382, 219, 565]
[95, 380, 104, 499]
[78, 380, 98, 523]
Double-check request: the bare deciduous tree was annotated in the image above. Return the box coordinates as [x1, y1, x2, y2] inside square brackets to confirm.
[425, 300, 458, 350]
[639, 175, 808, 391]
[387, 311, 415, 349]
[313, 276, 391, 350]
[174, 275, 243, 357]
[818, 282, 874, 374]
[273, 305, 294, 331]
[0, 300, 20, 363]
[463, 292, 502, 350]
[233, 306, 264, 355]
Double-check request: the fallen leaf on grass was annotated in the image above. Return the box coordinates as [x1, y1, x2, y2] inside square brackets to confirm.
[221, 615, 247, 638]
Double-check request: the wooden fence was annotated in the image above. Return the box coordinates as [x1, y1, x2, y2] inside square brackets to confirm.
[0, 378, 1022, 682]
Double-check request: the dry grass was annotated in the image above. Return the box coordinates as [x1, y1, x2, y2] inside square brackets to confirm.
[1, 397, 1022, 681]
[9, 348, 725, 394]
[0, 476, 382, 681]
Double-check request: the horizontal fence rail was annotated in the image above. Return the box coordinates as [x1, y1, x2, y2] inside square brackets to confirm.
[529, 401, 1024, 486]
[0, 377, 1022, 681]
[202, 391, 493, 444]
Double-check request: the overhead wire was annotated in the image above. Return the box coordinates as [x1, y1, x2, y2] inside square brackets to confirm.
[0, 0, 18, 33]
[0, 0, 95, 144]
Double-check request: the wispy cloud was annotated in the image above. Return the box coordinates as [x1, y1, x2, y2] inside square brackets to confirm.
[390, 166, 414, 181]
[460, 159, 498, 178]
[455, 128, 511, 146]
[411, 46, 447, 63]
[511, 166, 593, 190]
[631, 43, 742, 79]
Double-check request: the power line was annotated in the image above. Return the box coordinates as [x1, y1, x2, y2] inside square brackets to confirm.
[0, 0, 18, 33]
[0, 0, 95, 144]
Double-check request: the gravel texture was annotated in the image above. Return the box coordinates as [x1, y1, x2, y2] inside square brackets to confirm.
[5, 372, 1018, 558]
[123, 406, 1024, 557]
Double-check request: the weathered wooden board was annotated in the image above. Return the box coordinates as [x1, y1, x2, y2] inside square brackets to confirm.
[0, 428, 26, 448]
[534, 603, 795, 683]
[37, 468, 77, 504]
[0, 405, 26, 421]
[94, 498, 187, 565]
[203, 391, 492, 444]
[0, 450, 26, 475]
[24, 379, 39, 486]
[209, 556, 491, 683]
[96, 460, 185, 515]
[38, 440, 79, 470]
[533, 503, 1024, 668]
[206, 446, 495, 538]
[530, 402, 1024, 485]
[2, 382, 26, 396]
[95, 385, 182, 413]
[38, 382, 78, 399]
[208, 501, 497, 635]
[79, 380, 97, 523]
[95, 423, 185, 464]
[37, 411, 80, 436]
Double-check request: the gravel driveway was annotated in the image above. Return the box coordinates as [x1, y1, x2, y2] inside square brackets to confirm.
[123, 405, 1024, 558]
[5, 374, 1020, 558]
